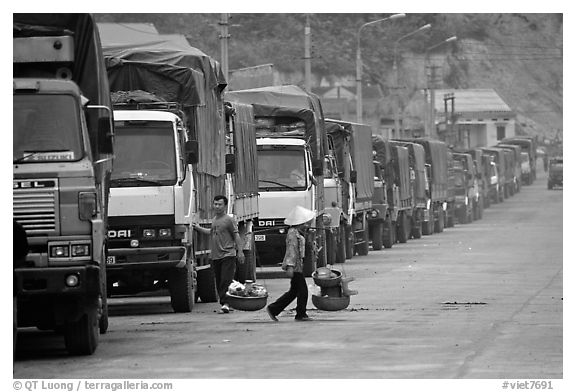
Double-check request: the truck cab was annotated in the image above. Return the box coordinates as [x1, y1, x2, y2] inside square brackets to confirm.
[13, 14, 114, 355]
[106, 108, 196, 312]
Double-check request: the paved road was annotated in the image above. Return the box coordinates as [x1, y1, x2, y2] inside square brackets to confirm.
[13, 167, 562, 381]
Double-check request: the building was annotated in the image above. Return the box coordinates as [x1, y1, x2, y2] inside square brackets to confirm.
[433, 89, 515, 148]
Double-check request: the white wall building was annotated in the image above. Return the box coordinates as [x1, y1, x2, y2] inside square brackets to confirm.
[434, 89, 515, 148]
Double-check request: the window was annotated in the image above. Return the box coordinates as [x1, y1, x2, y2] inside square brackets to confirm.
[497, 125, 506, 140]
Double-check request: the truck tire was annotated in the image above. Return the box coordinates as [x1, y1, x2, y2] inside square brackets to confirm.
[302, 241, 317, 277]
[434, 209, 445, 233]
[335, 225, 346, 264]
[371, 222, 384, 250]
[345, 225, 353, 259]
[196, 265, 218, 303]
[458, 208, 466, 224]
[397, 212, 409, 243]
[99, 288, 108, 334]
[548, 181, 552, 190]
[411, 216, 422, 239]
[326, 231, 337, 265]
[64, 304, 99, 355]
[355, 217, 370, 256]
[383, 218, 395, 248]
[237, 237, 256, 283]
[478, 199, 484, 219]
[169, 265, 194, 313]
[422, 205, 434, 235]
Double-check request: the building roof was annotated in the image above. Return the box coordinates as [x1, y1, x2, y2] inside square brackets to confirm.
[434, 89, 513, 114]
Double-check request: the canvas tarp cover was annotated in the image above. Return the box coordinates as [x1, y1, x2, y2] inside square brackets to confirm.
[349, 123, 374, 203]
[228, 101, 258, 197]
[102, 39, 225, 178]
[392, 141, 427, 200]
[392, 146, 411, 202]
[250, 104, 320, 161]
[372, 135, 395, 188]
[225, 85, 327, 160]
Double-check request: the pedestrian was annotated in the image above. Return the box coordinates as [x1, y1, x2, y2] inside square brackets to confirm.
[192, 195, 245, 313]
[266, 205, 315, 322]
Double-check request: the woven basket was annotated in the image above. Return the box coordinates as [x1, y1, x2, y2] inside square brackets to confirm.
[312, 269, 342, 288]
[312, 294, 350, 311]
[226, 294, 268, 311]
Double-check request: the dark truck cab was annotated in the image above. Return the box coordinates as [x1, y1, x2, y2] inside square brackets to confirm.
[547, 157, 563, 189]
[13, 14, 114, 355]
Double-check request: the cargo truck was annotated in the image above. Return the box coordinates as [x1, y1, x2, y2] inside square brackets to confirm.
[13, 13, 114, 355]
[481, 147, 506, 202]
[410, 139, 450, 233]
[501, 137, 537, 184]
[391, 141, 428, 239]
[102, 37, 258, 306]
[326, 119, 374, 257]
[226, 85, 329, 276]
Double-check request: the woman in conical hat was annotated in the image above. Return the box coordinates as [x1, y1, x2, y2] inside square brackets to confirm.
[266, 206, 315, 322]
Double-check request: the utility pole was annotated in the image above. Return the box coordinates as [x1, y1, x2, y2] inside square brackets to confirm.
[428, 64, 441, 139]
[304, 14, 312, 92]
[219, 13, 230, 83]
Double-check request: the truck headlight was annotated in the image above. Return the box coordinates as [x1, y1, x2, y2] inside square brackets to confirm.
[465, 196, 469, 206]
[370, 209, 379, 218]
[71, 244, 90, 257]
[158, 228, 172, 238]
[143, 229, 156, 238]
[50, 245, 70, 258]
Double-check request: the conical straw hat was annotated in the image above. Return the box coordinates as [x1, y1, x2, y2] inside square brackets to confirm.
[284, 206, 316, 226]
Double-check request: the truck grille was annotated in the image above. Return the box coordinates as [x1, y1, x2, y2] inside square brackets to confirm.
[13, 179, 58, 235]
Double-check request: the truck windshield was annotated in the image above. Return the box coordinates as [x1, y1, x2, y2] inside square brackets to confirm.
[258, 148, 307, 191]
[13, 94, 83, 162]
[111, 121, 177, 186]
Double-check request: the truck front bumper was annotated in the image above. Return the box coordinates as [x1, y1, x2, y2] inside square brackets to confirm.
[106, 246, 187, 270]
[14, 265, 101, 297]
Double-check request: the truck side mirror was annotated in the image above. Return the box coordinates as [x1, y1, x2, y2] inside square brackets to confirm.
[312, 159, 323, 176]
[98, 117, 114, 155]
[225, 153, 236, 174]
[185, 140, 199, 164]
[350, 170, 358, 184]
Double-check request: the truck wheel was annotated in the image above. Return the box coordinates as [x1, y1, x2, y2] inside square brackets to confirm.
[411, 216, 422, 239]
[335, 226, 347, 263]
[478, 199, 484, 219]
[302, 241, 317, 277]
[458, 208, 466, 224]
[371, 222, 384, 250]
[548, 181, 552, 190]
[326, 231, 337, 265]
[344, 225, 353, 259]
[434, 209, 445, 233]
[99, 290, 109, 334]
[237, 237, 256, 283]
[383, 218, 395, 248]
[397, 212, 409, 243]
[196, 265, 218, 303]
[355, 217, 370, 256]
[169, 265, 194, 313]
[64, 305, 99, 355]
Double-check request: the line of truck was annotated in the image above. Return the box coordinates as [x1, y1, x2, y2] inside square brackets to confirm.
[12, 14, 542, 356]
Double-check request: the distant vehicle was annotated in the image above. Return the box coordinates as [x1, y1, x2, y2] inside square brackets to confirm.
[547, 157, 563, 189]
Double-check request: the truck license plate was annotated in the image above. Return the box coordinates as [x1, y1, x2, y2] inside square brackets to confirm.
[106, 256, 116, 264]
[254, 235, 266, 242]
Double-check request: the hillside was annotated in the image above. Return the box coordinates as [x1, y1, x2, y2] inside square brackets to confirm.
[94, 13, 563, 140]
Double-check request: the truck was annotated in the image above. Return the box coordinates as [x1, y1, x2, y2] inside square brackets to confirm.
[452, 152, 479, 223]
[463, 148, 490, 211]
[13, 14, 114, 355]
[410, 139, 450, 233]
[102, 36, 259, 306]
[226, 85, 328, 276]
[496, 143, 523, 194]
[547, 157, 563, 189]
[500, 137, 537, 184]
[390, 141, 429, 239]
[371, 136, 401, 247]
[481, 147, 506, 202]
[325, 119, 374, 258]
